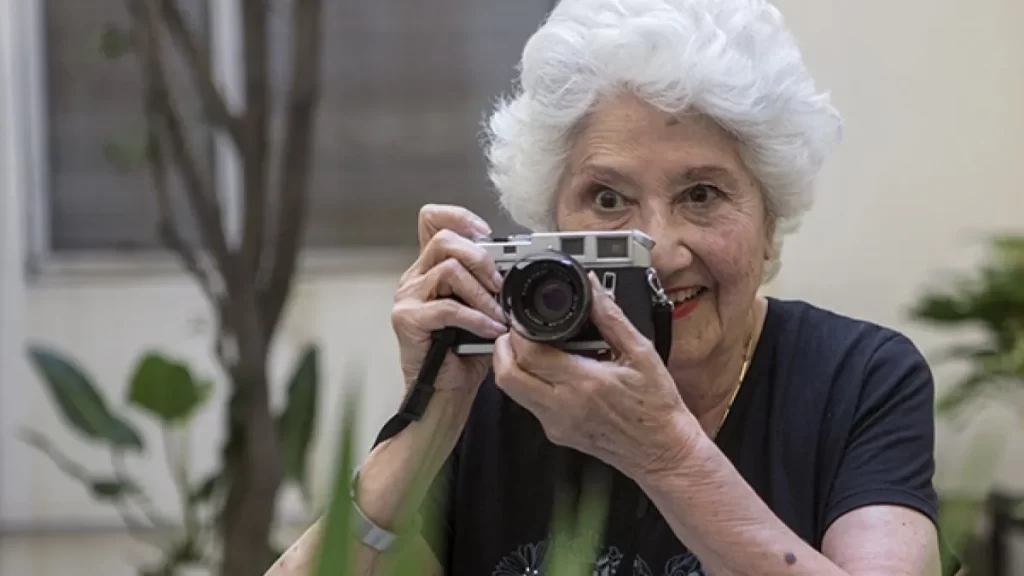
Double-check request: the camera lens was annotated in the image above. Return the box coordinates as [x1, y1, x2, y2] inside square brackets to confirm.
[532, 277, 574, 322]
[501, 251, 591, 343]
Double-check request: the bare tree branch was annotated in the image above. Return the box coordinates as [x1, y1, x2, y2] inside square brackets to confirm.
[260, 0, 323, 339]
[141, 68, 221, 303]
[157, 0, 243, 147]
[132, 0, 239, 296]
[130, 0, 217, 300]
[239, 0, 271, 288]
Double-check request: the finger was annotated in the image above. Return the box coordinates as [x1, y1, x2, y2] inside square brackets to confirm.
[507, 329, 598, 385]
[423, 258, 505, 324]
[393, 298, 507, 341]
[413, 229, 503, 293]
[417, 204, 492, 249]
[587, 272, 655, 360]
[492, 333, 555, 415]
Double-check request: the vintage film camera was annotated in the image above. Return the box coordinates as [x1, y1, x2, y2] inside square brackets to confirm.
[451, 229, 671, 356]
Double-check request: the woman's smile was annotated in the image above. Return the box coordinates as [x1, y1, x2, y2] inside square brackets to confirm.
[667, 285, 709, 320]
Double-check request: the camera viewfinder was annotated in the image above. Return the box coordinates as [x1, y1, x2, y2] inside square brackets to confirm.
[597, 237, 628, 258]
[561, 237, 584, 256]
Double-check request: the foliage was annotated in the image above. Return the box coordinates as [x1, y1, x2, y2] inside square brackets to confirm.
[909, 234, 1024, 416]
[24, 343, 321, 576]
[910, 233, 1024, 574]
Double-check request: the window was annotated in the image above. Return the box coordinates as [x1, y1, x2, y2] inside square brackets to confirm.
[36, 0, 552, 256]
[44, 0, 210, 252]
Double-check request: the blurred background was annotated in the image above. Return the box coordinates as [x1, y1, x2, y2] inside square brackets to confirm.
[0, 0, 1021, 574]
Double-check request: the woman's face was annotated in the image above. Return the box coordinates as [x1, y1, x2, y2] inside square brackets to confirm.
[554, 92, 773, 371]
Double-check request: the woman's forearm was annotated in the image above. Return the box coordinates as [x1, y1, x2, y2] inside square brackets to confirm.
[265, 389, 476, 576]
[635, 428, 847, 576]
[355, 388, 475, 529]
[348, 388, 477, 575]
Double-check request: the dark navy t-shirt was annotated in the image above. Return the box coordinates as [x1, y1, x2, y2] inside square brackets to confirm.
[374, 297, 942, 575]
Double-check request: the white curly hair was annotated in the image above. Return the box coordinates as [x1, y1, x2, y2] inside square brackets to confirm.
[483, 0, 843, 282]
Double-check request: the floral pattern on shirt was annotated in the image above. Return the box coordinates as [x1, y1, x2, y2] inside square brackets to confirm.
[492, 536, 706, 576]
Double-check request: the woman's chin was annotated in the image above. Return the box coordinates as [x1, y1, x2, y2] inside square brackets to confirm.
[667, 303, 721, 366]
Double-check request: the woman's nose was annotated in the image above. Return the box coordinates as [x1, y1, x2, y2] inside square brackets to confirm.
[641, 217, 694, 277]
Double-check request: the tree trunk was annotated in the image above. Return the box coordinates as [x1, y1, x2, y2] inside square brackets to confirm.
[126, 1, 322, 572]
[219, 295, 282, 576]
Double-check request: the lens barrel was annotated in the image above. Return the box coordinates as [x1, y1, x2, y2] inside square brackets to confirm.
[500, 251, 592, 343]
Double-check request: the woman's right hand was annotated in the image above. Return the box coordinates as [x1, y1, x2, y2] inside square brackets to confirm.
[391, 204, 508, 398]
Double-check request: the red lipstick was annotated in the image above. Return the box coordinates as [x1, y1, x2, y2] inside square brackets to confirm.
[666, 286, 707, 320]
[672, 297, 701, 319]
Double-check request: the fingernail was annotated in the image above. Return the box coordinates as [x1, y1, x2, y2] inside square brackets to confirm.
[493, 302, 504, 320]
[488, 320, 508, 336]
[472, 219, 492, 237]
[589, 272, 607, 302]
[492, 271, 503, 290]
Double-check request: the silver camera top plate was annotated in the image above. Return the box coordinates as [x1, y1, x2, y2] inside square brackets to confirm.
[477, 230, 655, 270]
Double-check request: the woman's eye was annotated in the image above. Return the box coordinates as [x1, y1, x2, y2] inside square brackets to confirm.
[685, 184, 720, 205]
[593, 188, 626, 210]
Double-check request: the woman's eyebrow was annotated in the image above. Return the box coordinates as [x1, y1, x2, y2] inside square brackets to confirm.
[577, 163, 639, 188]
[673, 165, 742, 189]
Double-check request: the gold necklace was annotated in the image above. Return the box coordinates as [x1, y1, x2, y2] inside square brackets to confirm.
[713, 319, 757, 438]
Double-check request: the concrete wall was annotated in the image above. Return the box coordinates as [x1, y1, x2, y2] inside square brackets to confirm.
[2, 0, 1023, 574]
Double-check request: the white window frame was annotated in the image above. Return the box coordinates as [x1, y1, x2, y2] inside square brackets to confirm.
[12, 0, 416, 283]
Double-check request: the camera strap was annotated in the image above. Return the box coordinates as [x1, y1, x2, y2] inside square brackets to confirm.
[373, 327, 456, 447]
[647, 266, 675, 366]
[652, 297, 674, 365]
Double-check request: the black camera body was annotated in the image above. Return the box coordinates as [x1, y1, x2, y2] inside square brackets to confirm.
[451, 229, 670, 356]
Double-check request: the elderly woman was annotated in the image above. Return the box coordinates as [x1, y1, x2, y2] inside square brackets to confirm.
[269, 0, 951, 575]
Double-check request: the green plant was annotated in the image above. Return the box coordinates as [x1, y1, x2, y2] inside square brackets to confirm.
[910, 234, 1024, 417]
[24, 343, 321, 576]
[910, 233, 1024, 574]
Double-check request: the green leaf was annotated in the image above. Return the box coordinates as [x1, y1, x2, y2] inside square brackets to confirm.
[543, 469, 611, 576]
[277, 345, 320, 491]
[910, 233, 1024, 420]
[98, 22, 134, 60]
[90, 478, 141, 501]
[109, 417, 147, 450]
[27, 345, 144, 451]
[314, 381, 362, 576]
[128, 352, 209, 425]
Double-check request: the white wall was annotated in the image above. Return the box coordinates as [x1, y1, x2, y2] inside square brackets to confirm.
[770, 0, 1024, 496]
[2, 0, 1023, 575]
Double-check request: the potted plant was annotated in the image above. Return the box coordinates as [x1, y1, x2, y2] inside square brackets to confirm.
[909, 233, 1024, 574]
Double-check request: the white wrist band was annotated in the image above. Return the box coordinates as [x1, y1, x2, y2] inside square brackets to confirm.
[349, 468, 421, 552]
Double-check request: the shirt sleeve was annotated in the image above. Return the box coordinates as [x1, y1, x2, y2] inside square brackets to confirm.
[823, 331, 940, 531]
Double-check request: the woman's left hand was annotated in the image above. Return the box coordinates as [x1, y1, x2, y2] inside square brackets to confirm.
[493, 272, 701, 480]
